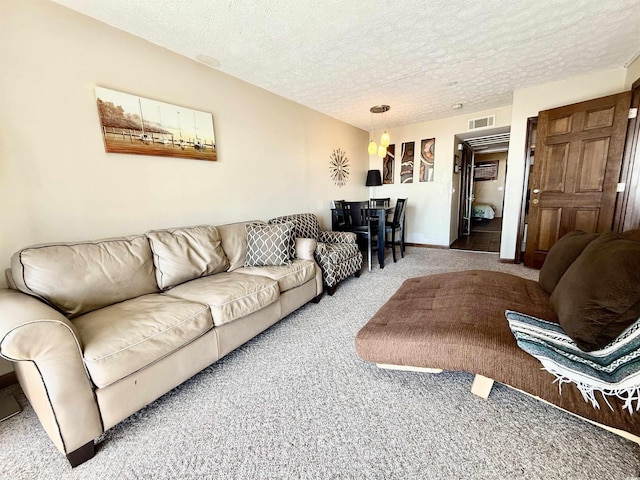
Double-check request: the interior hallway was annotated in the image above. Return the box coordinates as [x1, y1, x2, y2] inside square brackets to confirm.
[450, 218, 502, 253]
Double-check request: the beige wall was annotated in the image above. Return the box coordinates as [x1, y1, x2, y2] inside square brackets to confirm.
[0, 1, 368, 376]
[501, 67, 628, 260]
[0, 0, 368, 285]
[473, 152, 507, 217]
[369, 106, 513, 246]
[372, 67, 631, 254]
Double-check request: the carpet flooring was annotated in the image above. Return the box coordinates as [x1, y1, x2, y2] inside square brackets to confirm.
[1, 248, 638, 479]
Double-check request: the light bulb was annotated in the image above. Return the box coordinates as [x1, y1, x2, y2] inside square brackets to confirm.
[380, 131, 390, 148]
[368, 141, 377, 155]
[377, 145, 387, 158]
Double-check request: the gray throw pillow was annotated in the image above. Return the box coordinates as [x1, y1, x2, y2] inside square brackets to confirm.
[245, 222, 294, 267]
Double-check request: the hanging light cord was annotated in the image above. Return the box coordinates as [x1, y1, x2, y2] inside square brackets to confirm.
[367, 105, 390, 158]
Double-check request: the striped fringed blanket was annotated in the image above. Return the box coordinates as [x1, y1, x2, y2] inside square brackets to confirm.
[506, 310, 640, 413]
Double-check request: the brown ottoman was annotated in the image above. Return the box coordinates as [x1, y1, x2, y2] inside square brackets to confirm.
[355, 270, 640, 443]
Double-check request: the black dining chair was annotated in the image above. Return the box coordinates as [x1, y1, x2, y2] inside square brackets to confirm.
[344, 201, 378, 271]
[370, 197, 392, 225]
[332, 200, 348, 231]
[369, 197, 390, 207]
[385, 198, 407, 262]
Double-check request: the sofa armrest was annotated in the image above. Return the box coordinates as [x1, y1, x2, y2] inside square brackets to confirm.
[0, 289, 102, 455]
[318, 230, 358, 244]
[295, 238, 317, 261]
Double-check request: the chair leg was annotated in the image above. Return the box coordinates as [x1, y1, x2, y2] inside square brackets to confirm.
[367, 231, 372, 272]
[326, 285, 337, 296]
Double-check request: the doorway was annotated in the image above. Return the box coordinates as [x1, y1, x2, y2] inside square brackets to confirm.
[523, 91, 632, 267]
[451, 128, 510, 253]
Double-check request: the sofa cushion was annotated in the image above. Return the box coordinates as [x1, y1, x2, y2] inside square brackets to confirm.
[11, 236, 159, 318]
[235, 259, 316, 293]
[539, 230, 598, 294]
[551, 231, 640, 351]
[245, 222, 294, 267]
[147, 225, 229, 290]
[165, 272, 280, 326]
[218, 221, 263, 271]
[74, 294, 212, 388]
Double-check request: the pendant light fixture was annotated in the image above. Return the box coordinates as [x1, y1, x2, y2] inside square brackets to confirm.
[368, 105, 390, 158]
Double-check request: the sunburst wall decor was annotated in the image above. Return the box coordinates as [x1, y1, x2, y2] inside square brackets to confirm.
[329, 148, 349, 187]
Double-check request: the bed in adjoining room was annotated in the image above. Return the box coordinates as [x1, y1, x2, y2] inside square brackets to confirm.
[472, 203, 496, 226]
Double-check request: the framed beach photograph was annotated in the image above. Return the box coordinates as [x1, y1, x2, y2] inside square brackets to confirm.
[95, 87, 217, 161]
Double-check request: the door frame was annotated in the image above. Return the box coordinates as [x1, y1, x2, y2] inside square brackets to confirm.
[614, 76, 640, 231]
[457, 143, 475, 237]
[515, 117, 537, 263]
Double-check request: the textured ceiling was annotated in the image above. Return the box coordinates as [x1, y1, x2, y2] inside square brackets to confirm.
[52, 0, 640, 131]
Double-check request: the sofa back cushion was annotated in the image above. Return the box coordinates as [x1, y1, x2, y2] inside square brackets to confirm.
[217, 221, 263, 271]
[538, 230, 599, 294]
[147, 225, 230, 290]
[550, 230, 640, 351]
[11, 236, 158, 318]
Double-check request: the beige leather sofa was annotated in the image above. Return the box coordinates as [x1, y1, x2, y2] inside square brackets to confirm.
[0, 221, 323, 466]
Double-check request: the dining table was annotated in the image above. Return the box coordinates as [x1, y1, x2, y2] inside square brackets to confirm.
[331, 203, 395, 270]
[365, 205, 395, 270]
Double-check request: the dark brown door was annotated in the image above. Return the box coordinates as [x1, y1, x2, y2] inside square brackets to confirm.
[524, 92, 631, 268]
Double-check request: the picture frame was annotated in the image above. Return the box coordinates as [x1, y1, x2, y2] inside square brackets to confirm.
[400, 142, 415, 183]
[95, 86, 217, 161]
[419, 138, 435, 182]
[383, 144, 395, 184]
[474, 160, 499, 181]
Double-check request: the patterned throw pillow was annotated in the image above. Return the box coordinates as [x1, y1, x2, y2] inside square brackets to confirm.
[269, 214, 321, 259]
[245, 222, 294, 267]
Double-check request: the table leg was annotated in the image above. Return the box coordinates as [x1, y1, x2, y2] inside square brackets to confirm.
[377, 209, 385, 268]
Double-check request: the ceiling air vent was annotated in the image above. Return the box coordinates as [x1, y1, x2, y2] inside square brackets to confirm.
[467, 115, 495, 131]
